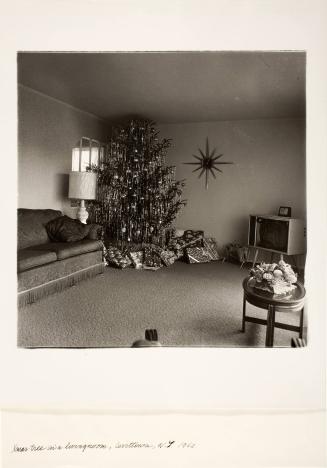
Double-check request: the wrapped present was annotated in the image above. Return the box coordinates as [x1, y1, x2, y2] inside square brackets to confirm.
[203, 237, 220, 261]
[105, 246, 132, 269]
[160, 249, 176, 266]
[174, 229, 185, 238]
[174, 249, 185, 260]
[166, 239, 184, 258]
[143, 246, 163, 269]
[166, 240, 184, 260]
[167, 238, 180, 250]
[168, 234, 203, 254]
[129, 251, 144, 269]
[182, 229, 204, 247]
[148, 243, 164, 255]
[185, 247, 212, 264]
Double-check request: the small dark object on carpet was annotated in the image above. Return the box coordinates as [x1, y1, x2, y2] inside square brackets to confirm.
[132, 329, 162, 347]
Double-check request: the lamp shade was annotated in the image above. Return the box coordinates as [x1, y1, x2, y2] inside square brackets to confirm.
[68, 171, 97, 200]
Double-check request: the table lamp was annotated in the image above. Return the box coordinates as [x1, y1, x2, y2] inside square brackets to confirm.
[68, 171, 97, 224]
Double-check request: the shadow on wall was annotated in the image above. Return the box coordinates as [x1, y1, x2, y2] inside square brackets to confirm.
[56, 173, 76, 216]
[56, 173, 69, 200]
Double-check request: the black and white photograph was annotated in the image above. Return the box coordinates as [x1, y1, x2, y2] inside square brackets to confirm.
[2, 1, 327, 467]
[17, 51, 307, 348]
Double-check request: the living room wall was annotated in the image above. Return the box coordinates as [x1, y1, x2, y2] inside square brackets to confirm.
[159, 119, 306, 262]
[18, 85, 108, 216]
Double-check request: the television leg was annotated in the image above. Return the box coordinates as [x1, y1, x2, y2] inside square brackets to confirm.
[252, 248, 259, 267]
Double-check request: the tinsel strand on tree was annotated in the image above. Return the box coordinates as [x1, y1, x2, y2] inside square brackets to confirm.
[89, 119, 186, 245]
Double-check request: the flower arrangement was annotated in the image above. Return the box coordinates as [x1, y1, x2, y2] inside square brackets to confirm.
[251, 260, 297, 296]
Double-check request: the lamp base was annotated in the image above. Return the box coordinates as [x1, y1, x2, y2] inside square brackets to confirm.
[76, 200, 88, 224]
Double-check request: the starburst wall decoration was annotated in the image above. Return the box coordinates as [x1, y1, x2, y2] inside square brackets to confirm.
[183, 137, 233, 189]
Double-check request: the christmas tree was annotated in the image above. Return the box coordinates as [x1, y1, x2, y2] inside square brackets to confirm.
[90, 119, 186, 245]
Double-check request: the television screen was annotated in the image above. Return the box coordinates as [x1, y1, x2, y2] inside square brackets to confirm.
[257, 219, 289, 252]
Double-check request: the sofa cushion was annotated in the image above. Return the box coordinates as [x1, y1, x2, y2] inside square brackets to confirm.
[46, 216, 91, 242]
[18, 209, 62, 250]
[18, 249, 58, 273]
[30, 239, 103, 260]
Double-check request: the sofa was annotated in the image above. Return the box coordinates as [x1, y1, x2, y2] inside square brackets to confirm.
[18, 209, 105, 307]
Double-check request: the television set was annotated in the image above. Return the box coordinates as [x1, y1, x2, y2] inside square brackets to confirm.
[248, 215, 306, 256]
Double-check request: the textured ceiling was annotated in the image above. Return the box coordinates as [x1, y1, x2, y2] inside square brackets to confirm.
[18, 51, 305, 123]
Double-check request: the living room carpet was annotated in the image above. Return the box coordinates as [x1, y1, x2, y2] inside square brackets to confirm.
[18, 261, 302, 348]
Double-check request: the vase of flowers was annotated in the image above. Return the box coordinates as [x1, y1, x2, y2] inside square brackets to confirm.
[251, 260, 297, 296]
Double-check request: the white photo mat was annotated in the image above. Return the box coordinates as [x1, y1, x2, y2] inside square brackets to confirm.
[0, 0, 326, 466]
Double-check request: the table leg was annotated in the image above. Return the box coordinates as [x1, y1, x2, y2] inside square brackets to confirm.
[242, 294, 246, 332]
[270, 306, 275, 346]
[266, 304, 276, 347]
[299, 308, 304, 339]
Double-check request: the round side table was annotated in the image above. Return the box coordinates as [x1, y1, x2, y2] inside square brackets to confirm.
[242, 277, 306, 347]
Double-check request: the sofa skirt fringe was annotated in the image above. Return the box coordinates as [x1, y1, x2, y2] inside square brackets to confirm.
[18, 263, 105, 308]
